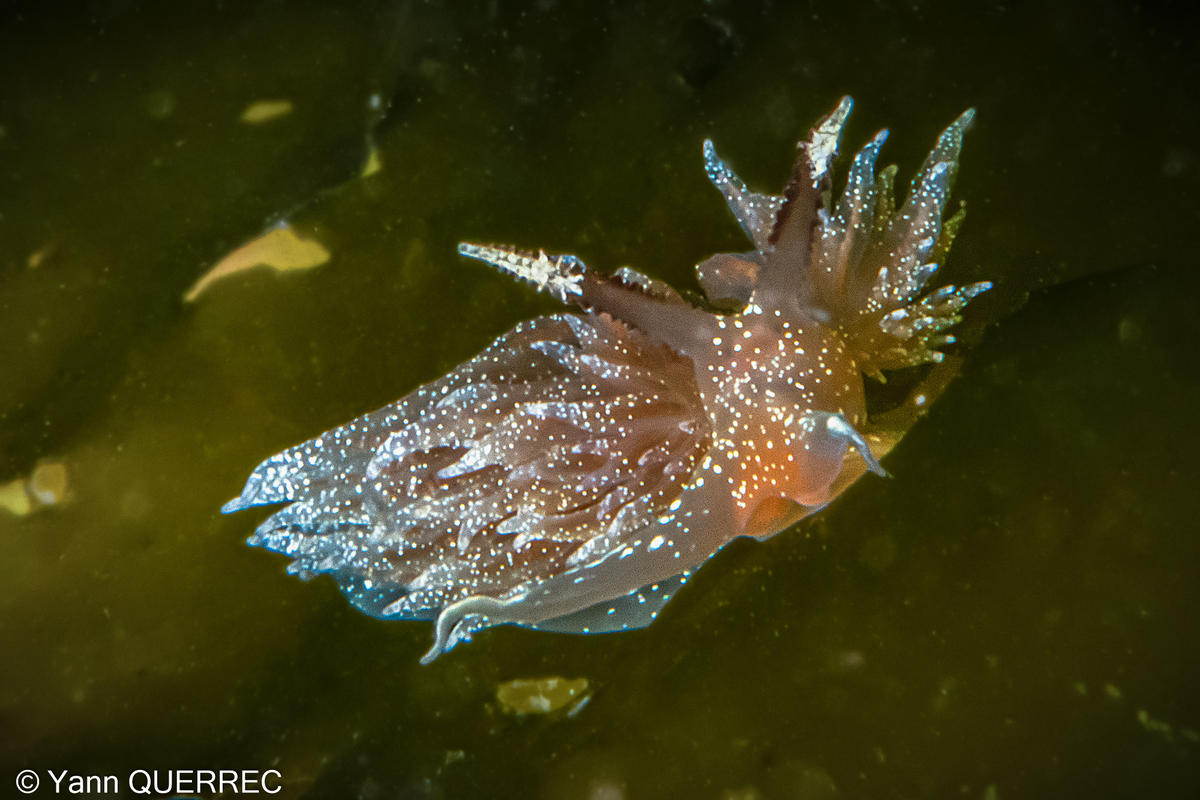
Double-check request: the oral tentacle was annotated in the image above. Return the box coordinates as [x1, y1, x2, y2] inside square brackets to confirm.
[458, 242, 716, 356]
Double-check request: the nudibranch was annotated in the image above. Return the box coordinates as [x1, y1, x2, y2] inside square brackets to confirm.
[223, 97, 991, 663]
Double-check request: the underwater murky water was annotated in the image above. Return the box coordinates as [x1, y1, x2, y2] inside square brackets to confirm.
[2, 1, 1197, 798]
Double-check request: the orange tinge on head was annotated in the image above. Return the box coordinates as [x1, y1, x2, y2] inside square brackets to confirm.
[728, 422, 845, 538]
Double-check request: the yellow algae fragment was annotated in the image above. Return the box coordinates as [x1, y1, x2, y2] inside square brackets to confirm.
[184, 223, 331, 302]
[1, 460, 71, 516]
[0, 478, 32, 516]
[27, 243, 55, 269]
[28, 460, 70, 506]
[239, 99, 294, 124]
[496, 676, 590, 715]
[361, 141, 383, 178]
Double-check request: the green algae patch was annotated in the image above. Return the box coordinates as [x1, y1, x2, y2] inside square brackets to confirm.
[496, 676, 590, 715]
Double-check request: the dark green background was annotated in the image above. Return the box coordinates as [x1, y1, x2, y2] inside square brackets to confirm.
[1, 1, 1197, 797]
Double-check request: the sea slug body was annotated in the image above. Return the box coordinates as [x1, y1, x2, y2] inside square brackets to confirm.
[223, 97, 991, 663]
